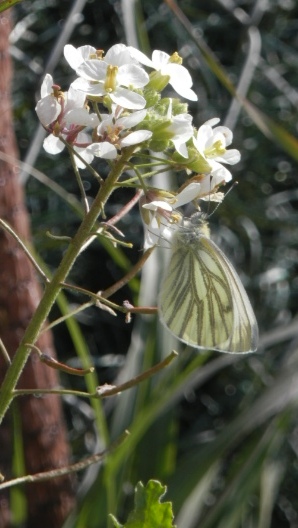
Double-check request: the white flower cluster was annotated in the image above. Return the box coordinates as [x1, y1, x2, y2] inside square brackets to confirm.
[35, 43, 241, 243]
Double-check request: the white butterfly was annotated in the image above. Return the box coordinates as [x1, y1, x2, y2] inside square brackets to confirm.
[158, 216, 258, 353]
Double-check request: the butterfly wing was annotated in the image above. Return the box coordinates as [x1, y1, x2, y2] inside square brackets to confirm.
[158, 231, 258, 353]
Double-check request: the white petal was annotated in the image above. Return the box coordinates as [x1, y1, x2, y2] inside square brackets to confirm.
[73, 146, 94, 168]
[152, 50, 170, 68]
[71, 78, 105, 96]
[174, 183, 202, 207]
[209, 161, 233, 182]
[172, 139, 188, 158]
[40, 74, 54, 98]
[145, 220, 177, 248]
[35, 95, 61, 126]
[170, 113, 193, 137]
[66, 86, 87, 109]
[204, 117, 220, 127]
[117, 109, 147, 128]
[120, 130, 152, 147]
[127, 47, 155, 68]
[64, 44, 81, 69]
[104, 44, 134, 66]
[65, 108, 99, 127]
[76, 60, 107, 81]
[43, 134, 64, 154]
[88, 142, 117, 159]
[194, 125, 213, 153]
[110, 88, 146, 110]
[213, 125, 233, 146]
[174, 85, 197, 101]
[118, 64, 149, 88]
[64, 44, 96, 69]
[164, 64, 198, 101]
[76, 131, 91, 143]
[198, 174, 225, 195]
[142, 200, 172, 212]
[216, 149, 241, 165]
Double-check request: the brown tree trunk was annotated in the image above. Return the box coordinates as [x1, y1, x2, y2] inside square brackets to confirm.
[0, 10, 75, 528]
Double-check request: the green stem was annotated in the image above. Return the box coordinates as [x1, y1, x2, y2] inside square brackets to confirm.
[0, 147, 135, 424]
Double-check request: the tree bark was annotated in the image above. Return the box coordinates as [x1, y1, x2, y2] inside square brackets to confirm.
[0, 10, 75, 528]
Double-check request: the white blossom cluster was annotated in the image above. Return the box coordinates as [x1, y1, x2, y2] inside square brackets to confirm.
[35, 43, 241, 244]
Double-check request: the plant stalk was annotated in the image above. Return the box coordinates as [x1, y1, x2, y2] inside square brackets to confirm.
[0, 147, 135, 424]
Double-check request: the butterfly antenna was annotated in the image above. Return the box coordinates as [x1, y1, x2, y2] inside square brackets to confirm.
[208, 180, 239, 218]
[206, 175, 213, 216]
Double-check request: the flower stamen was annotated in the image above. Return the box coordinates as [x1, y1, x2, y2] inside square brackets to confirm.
[104, 65, 119, 93]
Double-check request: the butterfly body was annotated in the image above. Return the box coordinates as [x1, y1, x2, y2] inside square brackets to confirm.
[158, 217, 258, 353]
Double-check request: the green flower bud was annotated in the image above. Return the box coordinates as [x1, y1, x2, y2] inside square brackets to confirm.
[143, 88, 161, 108]
[147, 71, 170, 93]
[171, 146, 212, 173]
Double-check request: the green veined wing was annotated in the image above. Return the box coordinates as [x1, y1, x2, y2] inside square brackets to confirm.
[158, 220, 258, 353]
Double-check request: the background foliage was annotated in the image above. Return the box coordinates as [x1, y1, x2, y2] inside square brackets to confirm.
[8, 0, 298, 526]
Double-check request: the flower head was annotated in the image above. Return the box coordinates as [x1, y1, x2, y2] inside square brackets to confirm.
[64, 44, 149, 110]
[95, 105, 152, 151]
[128, 48, 198, 101]
[140, 183, 203, 247]
[164, 99, 193, 157]
[193, 118, 241, 182]
[35, 74, 103, 167]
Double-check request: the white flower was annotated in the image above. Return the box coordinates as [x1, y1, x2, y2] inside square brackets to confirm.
[43, 130, 104, 168]
[96, 105, 152, 150]
[64, 44, 99, 70]
[35, 74, 62, 126]
[140, 183, 202, 247]
[82, 141, 118, 163]
[193, 118, 241, 182]
[64, 43, 139, 70]
[164, 99, 193, 157]
[35, 74, 104, 167]
[65, 44, 149, 110]
[128, 48, 198, 101]
[83, 105, 152, 161]
[186, 174, 225, 202]
[36, 74, 99, 129]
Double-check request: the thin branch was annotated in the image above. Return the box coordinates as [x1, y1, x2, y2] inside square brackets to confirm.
[40, 353, 94, 376]
[96, 351, 178, 397]
[69, 147, 90, 214]
[13, 387, 93, 399]
[60, 136, 104, 184]
[0, 219, 50, 283]
[44, 301, 94, 332]
[122, 300, 157, 315]
[0, 150, 83, 216]
[79, 190, 142, 253]
[12, 351, 178, 399]
[25, 343, 95, 376]
[106, 189, 143, 226]
[0, 431, 129, 490]
[60, 246, 156, 313]
[102, 245, 156, 299]
[58, 283, 122, 311]
[0, 338, 11, 366]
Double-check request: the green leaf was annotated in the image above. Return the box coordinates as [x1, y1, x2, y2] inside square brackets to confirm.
[0, 0, 23, 13]
[110, 480, 176, 528]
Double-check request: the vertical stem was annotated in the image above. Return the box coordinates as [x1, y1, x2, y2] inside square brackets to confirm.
[0, 147, 135, 424]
